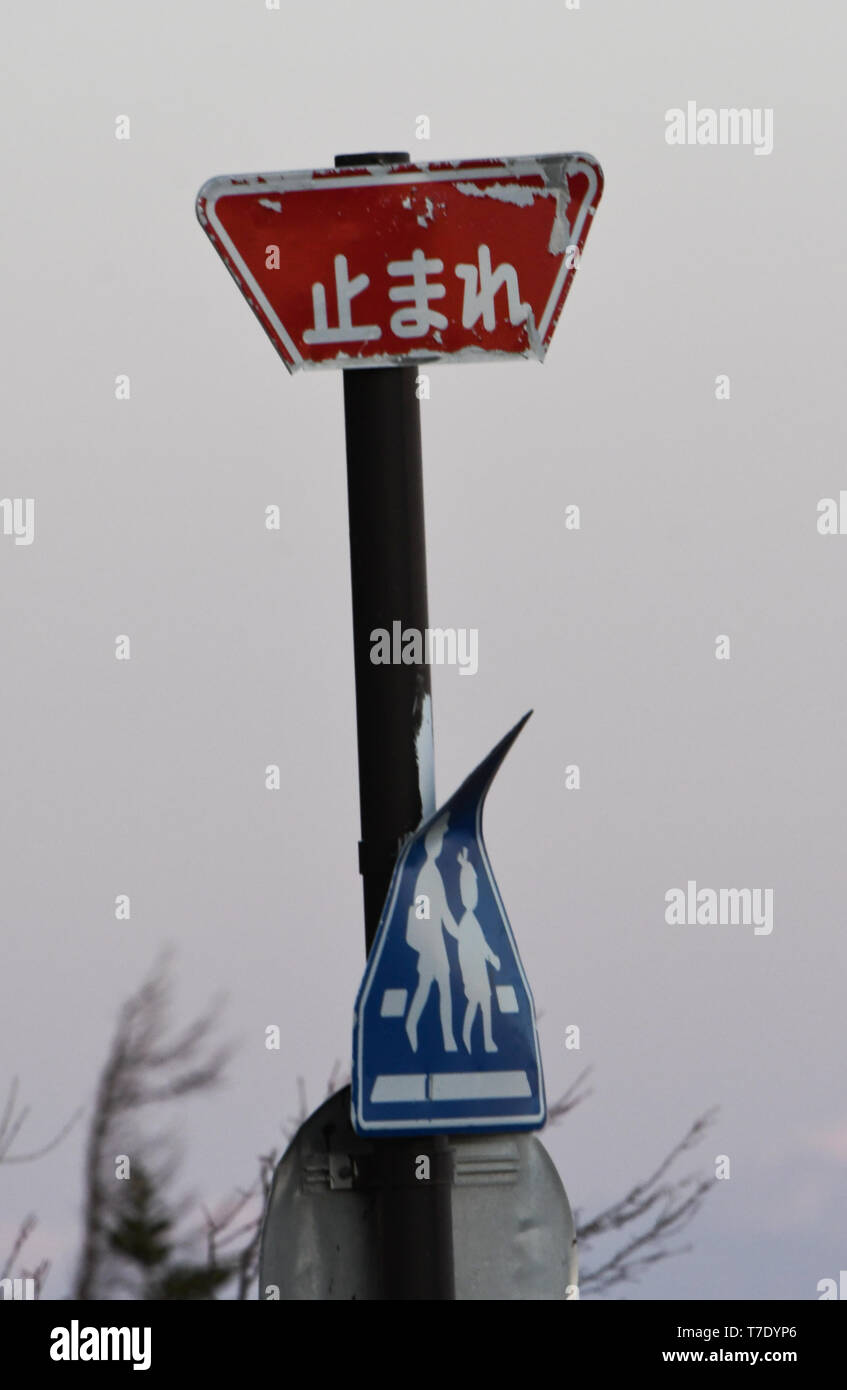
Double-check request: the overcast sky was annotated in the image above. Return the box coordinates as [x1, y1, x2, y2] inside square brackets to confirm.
[2, 0, 845, 1300]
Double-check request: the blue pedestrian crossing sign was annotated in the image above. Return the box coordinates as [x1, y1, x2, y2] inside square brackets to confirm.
[352, 713, 546, 1135]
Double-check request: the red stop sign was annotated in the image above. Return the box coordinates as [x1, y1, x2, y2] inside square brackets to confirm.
[196, 153, 603, 374]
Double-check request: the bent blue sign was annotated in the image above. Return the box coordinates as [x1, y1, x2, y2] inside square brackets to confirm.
[352, 713, 545, 1135]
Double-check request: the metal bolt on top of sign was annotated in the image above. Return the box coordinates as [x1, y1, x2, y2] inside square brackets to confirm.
[196, 148, 603, 1300]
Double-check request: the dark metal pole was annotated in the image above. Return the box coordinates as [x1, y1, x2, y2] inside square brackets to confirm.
[336, 150, 454, 1300]
[341, 363, 432, 952]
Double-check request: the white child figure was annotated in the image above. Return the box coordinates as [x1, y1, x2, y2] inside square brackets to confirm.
[456, 846, 501, 1054]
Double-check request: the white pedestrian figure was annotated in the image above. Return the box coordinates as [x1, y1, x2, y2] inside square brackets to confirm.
[405, 815, 459, 1052]
[456, 847, 501, 1054]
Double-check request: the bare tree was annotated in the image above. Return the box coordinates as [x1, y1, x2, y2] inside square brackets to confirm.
[1, 1075, 82, 1294]
[197, 1150, 277, 1300]
[72, 953, 230, 1300]
[547, 1066, 718, 1294]
[0, 1074, 82, 1167]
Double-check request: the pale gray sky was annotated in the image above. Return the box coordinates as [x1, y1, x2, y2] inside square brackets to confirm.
[2, 0, 845, 1299]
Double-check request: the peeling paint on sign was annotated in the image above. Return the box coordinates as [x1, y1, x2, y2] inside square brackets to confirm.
[455, 181, 538, 208]
[196, 152, 603, 374]
[414, 687, 435, 821]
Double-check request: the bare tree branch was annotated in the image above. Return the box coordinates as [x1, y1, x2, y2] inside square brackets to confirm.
[1, 1214, 37, 1282]
[1, 1078, 82, 1293]
[0, 1077, 20, 1154]
[546, 1066, 594, 1124]
[233, 1151, 277, 1301]
[0, 1100, 83, 1164]
[283, 1077, 309, 1140]
[573, 1108, 719, 1294]
[21, 1258, 50, 1298]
